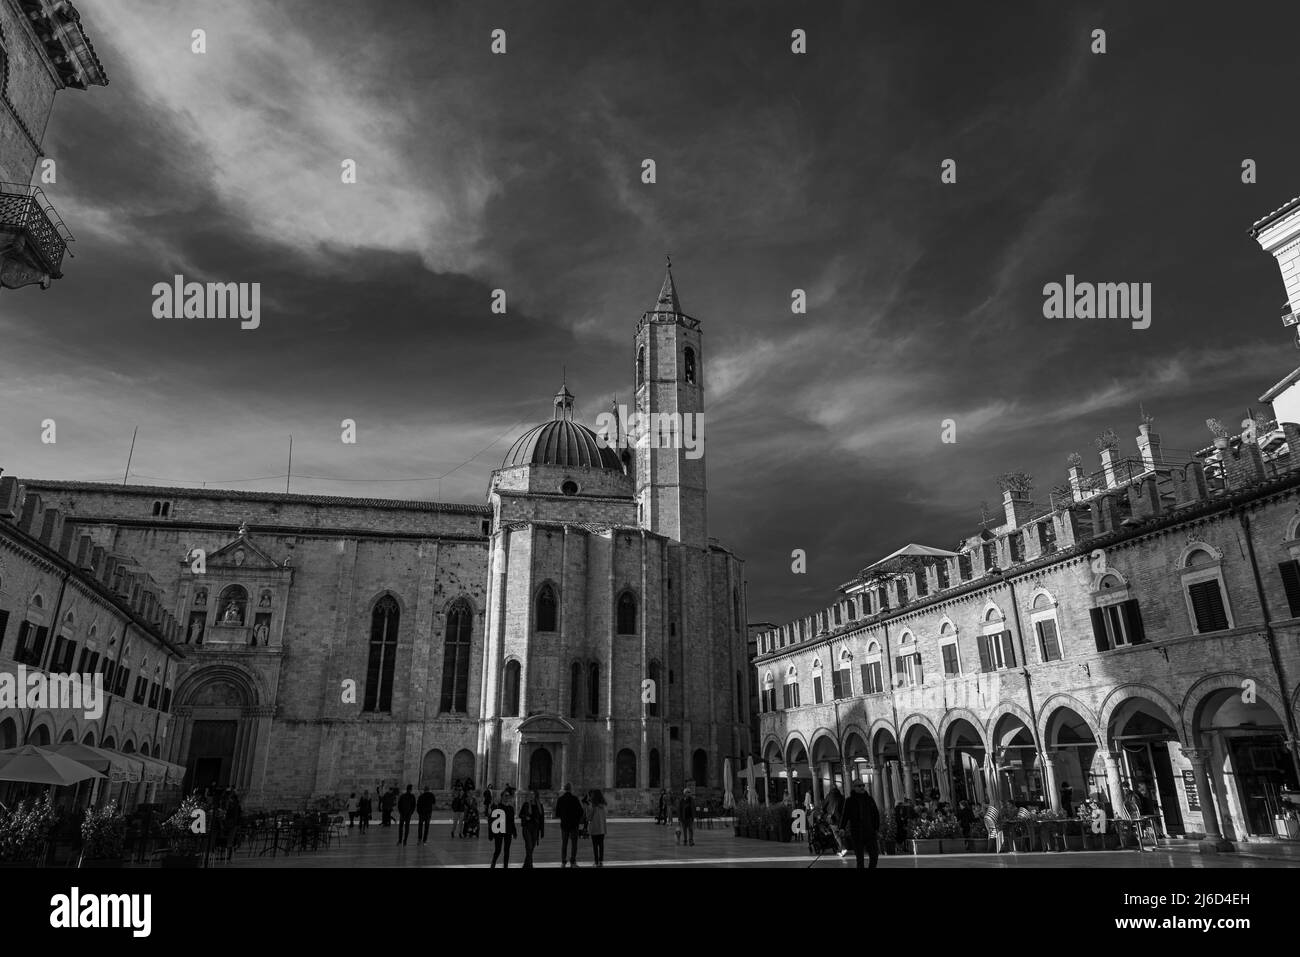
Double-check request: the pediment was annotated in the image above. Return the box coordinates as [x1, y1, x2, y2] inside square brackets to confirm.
[517, 714, 575, 735]
[206, 527, 283, 570]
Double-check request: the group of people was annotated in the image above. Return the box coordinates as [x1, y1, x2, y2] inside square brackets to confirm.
[801, 779, 883, 868]
[653, 786, 704, 846]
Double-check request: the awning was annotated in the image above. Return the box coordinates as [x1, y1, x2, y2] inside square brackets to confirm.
[136, 755, 185, 786]
[47, 743, 143, 783]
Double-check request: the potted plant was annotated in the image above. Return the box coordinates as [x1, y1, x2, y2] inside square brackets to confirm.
[159, 795, 208, 868]
[0, 798, 57, 868]
[78, 802, 127, 867]
[1036, 807, 1066, 851]
[966, 819, 991, 852]
[879, 813, 897, 854]
[909, 817, 943, 855]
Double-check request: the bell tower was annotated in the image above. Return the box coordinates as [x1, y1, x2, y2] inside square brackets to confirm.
[634, 260, 707, 547]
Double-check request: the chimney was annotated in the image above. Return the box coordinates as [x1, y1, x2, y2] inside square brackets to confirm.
[1223, 437, 1267, 491]
[1099, 448, 1120, 488]
[18, 493, 43, 535]
[1067, 457, 1088, 501]
[90, 546, 107, 580]
[58, 522, 78, 560]
[1002, 489, 1034, 529]
[1136, 421, 1163, 470]
[38, 508, 63, 548]
[1249, 196, 1300, 322]
[0, 476, 21, 521]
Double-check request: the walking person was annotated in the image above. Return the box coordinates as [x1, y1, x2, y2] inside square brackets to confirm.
[587, 789, 608, 866]
[396, 784, 416, 845]
[677, 786, 696, 846]
[345, 792, 359, 828]
[656, 788, 669, 825]
[520, 788, 545, 868]
[842, 778, 881, 869]
[462, 790, 480, 839]
[380, 787, 396, 828]
[450, 787, 464, 838]
[555, 782, 584, 867]
[823, 782, 847, 858]
[1059, 779, 1074, 818]
[357, 792, 372, 833]
[489, 786, 517, 868]
[416, 785, 435, 844]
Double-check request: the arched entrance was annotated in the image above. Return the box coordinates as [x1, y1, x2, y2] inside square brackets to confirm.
[762, 739, 784, 803]
[528, 746, 553, 791]
[451, 748, 476, 788]
[992, 714, 1040, 805]
[843, 730, 870, 787]
[810, 733, 841, 802]
[1044, 705, 1101, 813]
[872, 728, 901, 809]
[1109, 696, 1184, 836]
[785, 739, 809, 804]
[944, 718, 987, 804]
[903, 722, 941, 801]
[420, 749, 446, 790]
[173, 667, 262, 796]
[1193, 688, 1297, 838]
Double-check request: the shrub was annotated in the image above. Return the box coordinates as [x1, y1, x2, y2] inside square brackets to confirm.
[0, 798, 58, 863]
[80, 802, 127, 860]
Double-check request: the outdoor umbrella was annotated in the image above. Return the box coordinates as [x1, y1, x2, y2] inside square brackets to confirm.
[890, 761, 905, 806]
[0, 745, 104, 786]
[722, 757, 735, 809]
[744, 757, 758, 804]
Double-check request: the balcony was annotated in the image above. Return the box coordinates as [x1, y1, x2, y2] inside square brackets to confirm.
[0, 184, 74, 290]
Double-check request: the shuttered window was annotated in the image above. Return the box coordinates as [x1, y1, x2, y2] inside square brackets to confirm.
[1188, 580, 1229, 633]
[813, 675, 824, 704]
[941, 643, 960, 675]
[1035, 619, 1062, 662]
[860, 661, 883, 694]
[978, 631, 1014, 671]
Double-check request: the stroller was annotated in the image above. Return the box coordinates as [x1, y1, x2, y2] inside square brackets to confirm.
[807, 810, 839, 856]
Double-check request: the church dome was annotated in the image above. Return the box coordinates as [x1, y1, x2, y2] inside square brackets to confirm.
[501, 420, 622, 470]
[501, 383, 622, 470]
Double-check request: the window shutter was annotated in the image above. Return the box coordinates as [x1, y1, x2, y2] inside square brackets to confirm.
[1036, 619, 1061, 661]
[0, 610, 8, 655]
[813, 676, 824, 704]
[31, 626, 48, 665]
[1089, 608, 1109, 652]
[1000, 630, 1017, 668]
[894, 655, 904, 686]
[976, 634, 992, 672]
[1280, 561, 1300, 618]
[914, 653, 924, 684]
[860, 664, 870, 694]
[1189, 581, 1228, 632]
[1121, 599, 1146, 644]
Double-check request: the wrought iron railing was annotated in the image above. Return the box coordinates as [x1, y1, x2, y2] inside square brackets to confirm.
[0, 183, 72, 275]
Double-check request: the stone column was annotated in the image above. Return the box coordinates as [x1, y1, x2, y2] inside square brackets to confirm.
[1042, 750, 1062, 812]
[902, 761, 915, 800]
[1101, 750, 1126, 815]
[882, 762, 895, 809]
[1181, 747, 1235, 853]
[935, 757, 951, 803]
[870, 763, 885, 811]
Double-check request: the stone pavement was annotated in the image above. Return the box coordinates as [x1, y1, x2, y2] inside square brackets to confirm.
[217, 820, 1287, 868]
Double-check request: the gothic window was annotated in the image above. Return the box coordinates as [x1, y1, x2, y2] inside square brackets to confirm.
[683, 347, 697, 385]
[616, 591, 637, 635]
[692, 748, 708, 786]
[588, 662, 600, 716]
[616, 748, 637, 788]
[535, 583, 558, 632]
[440, 600, 472, 714]
[364, 595, 400, 712]
[637, 346, 645, 387]
[570, 660, 583, 716]
[503, 659, 521, 717]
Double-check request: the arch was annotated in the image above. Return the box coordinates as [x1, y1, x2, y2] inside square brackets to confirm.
[1098, 685, 1183, 743]
[175, 663, 263, 710]
[809, 729, 840, 763]
[451, 748, 476, 785]
[1178, 541, 1222, 568]
[1036, 693, 1102, 745]
[1029, 587, 1057, 610]
[811, 657, 823, 672]
[864, 640, 882, 656]
[899, 713, 940, 752]
[761, 736, 784, 763]
[897, 629, 915, 645]
[870, 724, 899, 760]
[440, 598, 473, 714]
[939, 708, 989, 749]
[535, 582, 558, 632]
[363, 593, 400, 713]
[842, 729, 870, 760]
[1092, 569, 1129, 592]
[122, 738, 136, 754]
[30, 723, 52, 746]
[1182, 672, 1287, 745]
[784, 732, 809, 766]
[0, 716, 16, 749]
[636, 346, 645, 388]
[982, 699, 1035, 741]
[938, 616, 957, 635]
[616, 590, 637, 635]
[419, 748, 446, 790]
[81, 729, 95, 746]
[616, 748, 637, 788]
[502, 659, 521, 717]
[981, 601, 1004, 623]
[691, 747, 708, 786]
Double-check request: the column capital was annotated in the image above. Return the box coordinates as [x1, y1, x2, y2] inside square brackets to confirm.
[1180, 746, 1213, 763]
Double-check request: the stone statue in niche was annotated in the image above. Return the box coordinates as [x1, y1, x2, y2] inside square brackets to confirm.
[253, 622, 269, 646]
[222, 601, 243, 625]
[187, 614, 205, 644]
[195, 589, 207, 606]
[259, 592, 271, 607]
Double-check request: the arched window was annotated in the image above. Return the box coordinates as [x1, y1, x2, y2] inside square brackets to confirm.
[588, 662, 600, 716]
[939, 620, 961, 675]
[811, 657, 824, 704]
[536, 583, 558, 632]
[421, 749, 446, 790]
[833, 648, 853, 699]
[364, 595, 400, 712]
[649, 748, 661, 788]
[647, 660, 661, 716]
[440, 600, 473, 713]
[570, 660, 583, 716]
[1182, 547, 1231, 633]
[683, 346, 697, 385]
[616, 591, 637, 635]
[1030, 591, 1063, 662]
[637, 346, 645, 387]
[692, 748, 708, 786]
[503, 659, 521, 717]
[616, 748, 637, 788]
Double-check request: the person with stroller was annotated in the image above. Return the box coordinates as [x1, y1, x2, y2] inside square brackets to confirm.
[822, 782, 847, 858]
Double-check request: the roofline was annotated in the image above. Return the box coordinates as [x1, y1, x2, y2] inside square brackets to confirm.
[1249, 195, 1300, 237]
[19, 479, 491, 514]
[1259, 365, 1300, 403]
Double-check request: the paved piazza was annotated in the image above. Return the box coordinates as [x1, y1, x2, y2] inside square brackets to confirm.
[217, 820, 1286, 869]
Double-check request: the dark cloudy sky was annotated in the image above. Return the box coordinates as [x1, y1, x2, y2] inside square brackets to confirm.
[3, 0, 1300, 625]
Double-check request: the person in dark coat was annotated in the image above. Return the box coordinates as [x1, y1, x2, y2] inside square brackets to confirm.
[519, 789, 545, 868]
[677, 786, 696, 846]
[823, 784, 846, 857]
[358, 793, 372, 833]
[416, 786, 435, 844]
[396, 785, 416, 845]
[656, 789, 669, 825]
[842, 778, 881, 869]
[1059, 779, 1074, 817]
[489, 786, 517, 868]
[381, 787, 397, 827]
[555, 782, 584, 867]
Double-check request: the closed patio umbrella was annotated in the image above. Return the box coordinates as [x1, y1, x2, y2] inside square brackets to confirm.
[722, 757, 735, 809]
[744, 757, 758, 804]
[0, 745, 104, 786]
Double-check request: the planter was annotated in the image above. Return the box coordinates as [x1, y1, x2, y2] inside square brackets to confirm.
[910, 838, 942, 855]
[881, 839, 897, 855]
[161, 854, 201, 869]
[1064, 834, 1085, 851]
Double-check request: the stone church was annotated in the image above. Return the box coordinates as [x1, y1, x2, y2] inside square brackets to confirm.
[21, 267, 751, 810]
